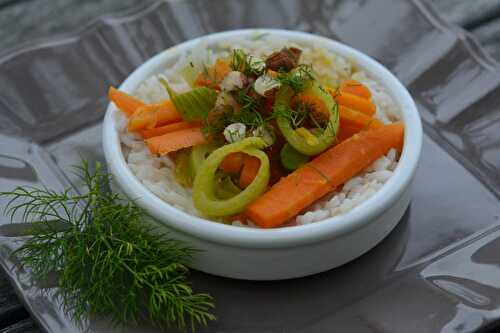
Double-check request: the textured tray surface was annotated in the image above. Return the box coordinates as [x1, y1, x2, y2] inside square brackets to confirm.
[0, 1, 499, 332]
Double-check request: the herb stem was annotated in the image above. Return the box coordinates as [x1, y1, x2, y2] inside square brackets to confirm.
[0, 162, 215, 329]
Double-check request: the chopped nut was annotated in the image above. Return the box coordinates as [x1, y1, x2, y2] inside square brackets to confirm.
[288, 47, 302, 59]
[224, 123, 247, 143]
[251, 125, 276, 145]
[265, 47, 302, 71]
[254, 75, 281, 97]
[220, 71, 245, 92]
[247, 56, 266, 75]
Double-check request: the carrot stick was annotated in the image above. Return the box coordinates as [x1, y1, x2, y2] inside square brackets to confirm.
[140, 121, 199, 139]
[311, 122, 404, 180]
[239, 155, 261, 189]
[108, 87, 145, 117]
[128, 106, 158, 132]
[194, 58, 231, 89]
[245, 123, 405, 228]
[155, 100, 182, 126]
[127, 100, 182, 132]
[219, 152, 245, 174]
[146, 127, 207, 155]
[334, 91, 376, 116]
[247, 165, 330, 227]
[340, 80, 372, 99]
[337, 123, 362, 142]
[340, 106, 381, 128]
[337, 105, 383, 141]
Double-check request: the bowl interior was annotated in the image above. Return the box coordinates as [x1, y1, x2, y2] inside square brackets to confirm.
[103, 29, 422, 248]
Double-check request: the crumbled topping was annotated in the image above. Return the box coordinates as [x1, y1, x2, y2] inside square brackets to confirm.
[224, 123, 247, 143]
[265, 47, 302, 71]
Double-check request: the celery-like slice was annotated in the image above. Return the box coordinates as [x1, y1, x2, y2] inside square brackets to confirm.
[160, 78, 217, 121]
[192, 137, 269, 217]
[280, 143, 309, 170]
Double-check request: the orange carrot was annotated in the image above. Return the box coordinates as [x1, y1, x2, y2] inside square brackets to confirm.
[246, 165, 330, 227]
[337, 105, 383, 141]
[194, 59, 231, 89]
[239, 155, 261, 189]
[291, 93, 330, 121]
[334, 91, 376, 116]
[340, 80, 372, 99]
[146, 127, 207, 155]
[128, 106, 158, 132]
[108, 87, 145, 117]
[311, 123, 404, 180]
[340, 106, 382, 129]
[337, 123, 362, 142]
[212, 58, 232, 81]
[127, 100, 182, 132]
[245, 123, 405, 228]
[219, 152, 245, 174]
[155, 100, 182, 126]
[140, 121, 199, 139]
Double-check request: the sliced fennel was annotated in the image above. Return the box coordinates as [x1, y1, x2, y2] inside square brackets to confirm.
[160, 78, 217, 121]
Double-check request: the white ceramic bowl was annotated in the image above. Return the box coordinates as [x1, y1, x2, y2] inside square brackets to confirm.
[103, 29, 422, 280]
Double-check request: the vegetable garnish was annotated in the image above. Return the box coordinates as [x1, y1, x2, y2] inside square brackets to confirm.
[175, 148, 195, 187]
[109, 43, 404, 227]
[239, 155, 261, 189]
[245, 123, 405, 228]
[0, 161, 215, 329]
[275, 64, 314, 92]
[194, 58, 232, 89]
[190, 143, 219, 177]
[274, 83, 339, 156]
[280, 143, 309, 170]
[337, 105, 383, 141]
[146, 126, 207, 155]
[140, 121, 199, 139]
[219, 152, 245, 174]
[192, 137, 270, 217]
[201, 87, 268, 138]
[339, 79, 372, 99]
[230, 49, 265, 76]
[161, 78, 217, 121]
[108, 86, 145, 117]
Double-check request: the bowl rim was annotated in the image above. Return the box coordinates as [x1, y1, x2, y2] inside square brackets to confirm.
[103, 28, 422, 249]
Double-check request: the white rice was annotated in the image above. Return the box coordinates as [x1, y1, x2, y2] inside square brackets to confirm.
[116, 35, 401, 228]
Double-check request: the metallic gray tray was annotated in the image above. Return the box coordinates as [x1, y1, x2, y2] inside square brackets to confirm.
[1, 0, 500, 332]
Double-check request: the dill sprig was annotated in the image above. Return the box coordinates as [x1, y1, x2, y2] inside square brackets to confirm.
[0, 161, 215, 330]
[231, 87, 267, 129]
[230, 49, 265, 76]
[202, 86, 267, 137]
[272, 104, 307, 129]
[234, 87, 260, 114]
[276, 64, 314, 91]
[230, 49, 247, 73]
[230, 109, 266, 130]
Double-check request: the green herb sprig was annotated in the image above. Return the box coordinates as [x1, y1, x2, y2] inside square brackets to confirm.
[230, 49, 265, 76]
[1, 161, 215, 330]
[276, 64, 314, 91]
[234, 88, 260, 114]
[272, 104, 306, 129]
[230, 88, 269, 131]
